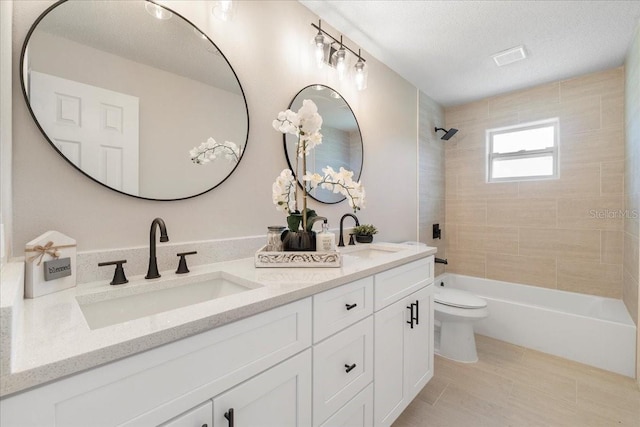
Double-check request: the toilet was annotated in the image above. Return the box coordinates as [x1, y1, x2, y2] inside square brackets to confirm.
[434, 287, 488, 363]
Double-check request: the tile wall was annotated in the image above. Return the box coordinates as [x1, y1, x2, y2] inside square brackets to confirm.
[444, 67, 626, 299]
[419, 92, 446, 276]
[623, 21, 640, 379]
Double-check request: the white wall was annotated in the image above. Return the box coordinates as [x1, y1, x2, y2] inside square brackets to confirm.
[10, 0, 419, 252]
[1, 0, 13, 263]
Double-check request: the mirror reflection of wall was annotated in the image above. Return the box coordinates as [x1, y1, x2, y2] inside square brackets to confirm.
[284, 85, 363, 204]
[22, 0, 249, 200]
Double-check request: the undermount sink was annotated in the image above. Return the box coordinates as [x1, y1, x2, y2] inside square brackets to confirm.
[342, 244, 404, 260]
[77, 271, 260, 329]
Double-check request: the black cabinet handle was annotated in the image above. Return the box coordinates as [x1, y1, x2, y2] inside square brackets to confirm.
[345, 303, 357, 311]
[345, 363, 357, 373]
[202, 424, 208, 427]
[406, 304, 414, 329]
[415, 300, 419, 325]
[224, 408, 234, 427]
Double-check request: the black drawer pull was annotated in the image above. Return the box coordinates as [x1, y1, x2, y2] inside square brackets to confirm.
[345, 363, 357, 373]
[202, 424, 208, 427]
[224, 408, 234, 427]
[345, 303, 357, 311]
[406, 304, 415, 328]
[414, 299, 419, 325]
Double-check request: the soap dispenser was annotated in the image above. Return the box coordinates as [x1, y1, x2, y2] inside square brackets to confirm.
[317, 219, 336, 252]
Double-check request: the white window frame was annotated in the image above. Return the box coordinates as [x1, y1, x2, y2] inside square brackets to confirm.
[486, 118, 559, 183]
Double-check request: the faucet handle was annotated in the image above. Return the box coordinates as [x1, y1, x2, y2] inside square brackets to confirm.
[176, 251, 197, 274]
[348, 233, 356, 245]
[98, 260, 129, 285]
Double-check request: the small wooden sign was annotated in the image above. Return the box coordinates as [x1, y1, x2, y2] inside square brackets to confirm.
[43, 257, 72, 281]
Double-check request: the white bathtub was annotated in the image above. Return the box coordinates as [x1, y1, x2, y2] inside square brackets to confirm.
[436, 273, 637, 377]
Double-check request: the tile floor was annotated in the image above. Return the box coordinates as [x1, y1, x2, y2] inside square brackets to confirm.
[393, 335, 640, 426]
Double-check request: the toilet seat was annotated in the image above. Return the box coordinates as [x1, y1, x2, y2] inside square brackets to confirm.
[435, 288, 487, 309]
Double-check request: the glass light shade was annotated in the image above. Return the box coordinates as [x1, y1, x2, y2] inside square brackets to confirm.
[314, 33, 325, 69]
[145, 2, 172, 20]
[354, 60, 368, 90]
[333, 47, 347, 80]
[212, 0, 234, 21]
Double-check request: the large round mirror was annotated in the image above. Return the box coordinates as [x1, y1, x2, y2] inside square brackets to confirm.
[284, 85, 363, 204]
[21, 0, 249, 201]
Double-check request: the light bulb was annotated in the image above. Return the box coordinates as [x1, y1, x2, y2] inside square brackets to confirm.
[354, 59, 367, 91]
[334, 47, 346, 80]
[213, 0, 234, 21]
[314, 32, 325, 68]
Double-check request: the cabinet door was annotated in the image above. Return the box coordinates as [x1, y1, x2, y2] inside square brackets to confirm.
[374, 297, 407, 427]
[213, 349, 312, 427]
[160, 401, 212, 427]
[374, 285, 433, 427]
[319, 383, 373, 427]
[404, 285, 434, 399]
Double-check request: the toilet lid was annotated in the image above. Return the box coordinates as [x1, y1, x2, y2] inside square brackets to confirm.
[435, 288, 487, 309]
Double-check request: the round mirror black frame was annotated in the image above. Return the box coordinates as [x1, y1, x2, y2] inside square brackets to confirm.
[20, 0, 250, 201]
[283, 84, 363, 205]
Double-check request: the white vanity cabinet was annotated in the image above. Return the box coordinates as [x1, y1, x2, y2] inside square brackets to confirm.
[160, 401, 213, 427]
[373, 257, 434, 427]
[1, 253, 435, 427]
[212, 349, 312, 427]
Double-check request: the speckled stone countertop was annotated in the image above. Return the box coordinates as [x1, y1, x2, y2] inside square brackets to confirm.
[0, 243, 436, 397]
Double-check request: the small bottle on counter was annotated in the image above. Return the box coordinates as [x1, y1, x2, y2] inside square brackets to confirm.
[317, 219, 336, 252]
[266, 226, 286, 252]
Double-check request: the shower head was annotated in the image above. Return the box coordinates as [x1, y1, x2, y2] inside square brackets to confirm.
[434, 127, 458, 140]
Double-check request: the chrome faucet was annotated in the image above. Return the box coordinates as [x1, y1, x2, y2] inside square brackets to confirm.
[338, 213, 360, 247]
[145, 217, 169, 279]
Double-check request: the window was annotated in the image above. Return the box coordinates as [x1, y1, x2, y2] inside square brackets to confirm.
[486, 118, 559, 182]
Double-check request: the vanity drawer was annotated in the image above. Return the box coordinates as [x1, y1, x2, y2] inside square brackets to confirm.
[313, 316, 374, 427]
[313, 276, 373, 343]
[374, 257, 433, 310]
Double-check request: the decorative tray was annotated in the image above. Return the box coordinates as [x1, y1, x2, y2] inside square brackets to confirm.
[254, 246, 342, 268]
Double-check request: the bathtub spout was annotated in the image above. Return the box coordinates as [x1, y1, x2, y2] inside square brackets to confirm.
[435, 257, 448, 265]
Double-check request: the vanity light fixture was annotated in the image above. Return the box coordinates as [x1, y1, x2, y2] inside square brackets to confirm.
[145, 1, 172, 20]
[311, 20, 368, 90]
[354, 50, 368, 91]
[212, 0, 235, 22]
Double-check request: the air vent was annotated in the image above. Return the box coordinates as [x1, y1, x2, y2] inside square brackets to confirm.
[492, 45, 527, 67]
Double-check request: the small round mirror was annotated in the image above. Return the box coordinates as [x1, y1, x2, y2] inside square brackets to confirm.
[284, 85, 363, 204]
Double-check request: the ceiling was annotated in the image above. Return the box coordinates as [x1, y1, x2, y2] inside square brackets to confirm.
[299, 1, 640, 107]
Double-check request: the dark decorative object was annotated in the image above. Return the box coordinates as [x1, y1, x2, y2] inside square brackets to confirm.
[98, 259, 128, 285]
[281, 230, 316, 252]
[355, 234, 373, 244]
[175, 251, 197, 274]
[352, 224, 377, 244]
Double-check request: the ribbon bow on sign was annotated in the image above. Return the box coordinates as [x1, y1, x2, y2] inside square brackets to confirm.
[26, 241, 74, 265]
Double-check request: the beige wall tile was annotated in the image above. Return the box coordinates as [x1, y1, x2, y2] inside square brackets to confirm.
[488, 82, 559, 118]
[560, 128, 624, 165]
[455, 225, 518, 255]
[519, 163, 600, 198]
[486, 198, 557, 228]
[557, 260, 622, 298]
[445, 147, 485, 176]
[484, 226, 519, 255]
[558, 96, 602, 135]
[557, 196, 624, 230]
[623, 232, 639, 282]
[445, 100, 488, 124]
[622, 269, 638, 325]
[601, 230, 624, 264]
[444, 223, 458, 252]
[601, 92, 624, 129]
[520, 228, 600, 261]
[445, 199, 487, 225]
[486, 253, 557, 288]
[601, 161, 624, 195]
[559, 67, 624, 103]
[445, 171, 457, 199]
[446, 249, 486, 277]
[457, 172, 519, 200]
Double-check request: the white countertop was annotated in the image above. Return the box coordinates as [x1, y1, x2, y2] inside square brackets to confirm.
[0, 243, 436, 397]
